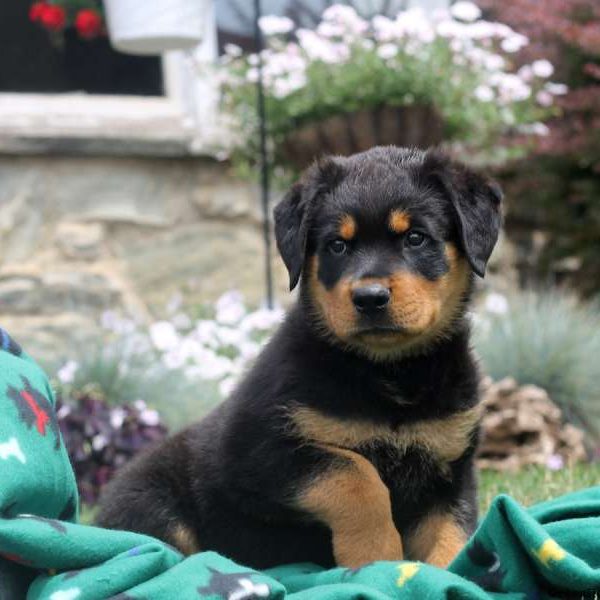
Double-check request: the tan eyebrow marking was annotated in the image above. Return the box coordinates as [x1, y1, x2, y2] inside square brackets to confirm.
[389, 210, 411, 234]
[339, 214, 357, 240]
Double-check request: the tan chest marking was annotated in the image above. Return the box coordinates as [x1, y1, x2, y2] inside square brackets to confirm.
[291, 405, 481, 463]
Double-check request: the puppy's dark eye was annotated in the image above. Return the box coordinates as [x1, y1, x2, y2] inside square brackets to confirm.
[406, 231, 426, 247]
[328, 239, 348, 256]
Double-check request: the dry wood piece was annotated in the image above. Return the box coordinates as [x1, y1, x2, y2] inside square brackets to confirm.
[476, 377, 587, 471]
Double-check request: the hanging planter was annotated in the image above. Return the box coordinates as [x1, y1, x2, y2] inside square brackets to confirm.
[103, 0, 207, 55]
[280, 105, 444, 169]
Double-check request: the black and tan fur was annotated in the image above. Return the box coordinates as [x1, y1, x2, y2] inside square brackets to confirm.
[96, 146, 503, 570]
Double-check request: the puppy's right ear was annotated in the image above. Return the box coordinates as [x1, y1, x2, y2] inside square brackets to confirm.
[274, 181, 307, 291]
[274, 157, 345, 291]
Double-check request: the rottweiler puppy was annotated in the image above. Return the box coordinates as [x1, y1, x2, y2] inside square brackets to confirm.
[96, 146, 502, 570]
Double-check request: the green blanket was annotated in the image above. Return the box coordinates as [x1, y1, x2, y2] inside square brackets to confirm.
[1, 329, 599, 600]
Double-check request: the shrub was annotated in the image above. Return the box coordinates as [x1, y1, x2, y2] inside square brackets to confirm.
[472, 289, 600, 439]
[57, 393, 168, 505]
[477, 0, 600, 295]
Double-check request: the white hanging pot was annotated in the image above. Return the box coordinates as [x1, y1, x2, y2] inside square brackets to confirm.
[104, 0, 207, 55]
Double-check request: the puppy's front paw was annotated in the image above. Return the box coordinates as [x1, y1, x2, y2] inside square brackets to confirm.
[333, 524, 403, 568]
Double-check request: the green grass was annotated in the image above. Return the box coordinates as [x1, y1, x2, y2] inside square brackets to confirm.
[479, 463, 600, 515]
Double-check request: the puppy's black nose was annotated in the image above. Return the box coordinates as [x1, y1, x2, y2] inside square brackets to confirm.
[352, 284, 390, 315]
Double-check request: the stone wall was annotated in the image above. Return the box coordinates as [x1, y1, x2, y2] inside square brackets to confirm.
[0, 154, 289, 362]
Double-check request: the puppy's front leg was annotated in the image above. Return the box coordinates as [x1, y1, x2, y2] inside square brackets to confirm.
[297, 445, 403, 568]
[406, 511, 467, 568]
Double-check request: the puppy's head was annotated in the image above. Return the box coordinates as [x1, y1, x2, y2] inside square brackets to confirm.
[274, 146, 502, 359]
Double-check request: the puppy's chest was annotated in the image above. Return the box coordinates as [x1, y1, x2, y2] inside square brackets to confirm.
[291, 404, 481, 467]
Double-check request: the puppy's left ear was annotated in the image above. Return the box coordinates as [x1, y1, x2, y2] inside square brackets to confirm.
[274, 157, 346, 290]
[274, 181, 307, 291]
[425, 152, 503, 278]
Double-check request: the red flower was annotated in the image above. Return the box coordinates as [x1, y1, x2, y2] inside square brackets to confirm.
[74, 9, 103, 39]
[29, 1, 47, 22]
[40, 4, 66, 32]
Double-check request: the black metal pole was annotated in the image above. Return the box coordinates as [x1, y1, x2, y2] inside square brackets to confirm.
[253, 0, 274, 309]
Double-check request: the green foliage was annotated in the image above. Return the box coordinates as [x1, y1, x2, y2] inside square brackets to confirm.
[473, 290, 600, 438]
[479, 463, 600, 515]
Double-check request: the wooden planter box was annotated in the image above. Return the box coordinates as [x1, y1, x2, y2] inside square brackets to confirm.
[281, 105, 444, 169]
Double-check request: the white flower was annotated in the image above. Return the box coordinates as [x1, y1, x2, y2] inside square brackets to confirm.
[56, 404, 71, 419]
[395, 8, 435, 43]
[520, 121, 550, 135]
[500, 33, 528, 53]
[219, 377, 238, 398]
[162, 348, 185, 370]
[258, 15, 294, 36]
[372, 15, 399, 41]
[139, 408, 160, 426]
[215, 325, 246, 348]
[240, 308, 284, 333]
[436, 19, 470, 39]
[484, 292, 509, 315]
[377, 43, 398, 60]
[196, 352, 234, 380]
[171, 312, 192, 331]
[224, 43, 242, 57]
[296, 29, 350, 64]
[484, 54, 505, 70]
[57, 360, 79, 384]
[317, 21, 345, 38]
[517, 65, 534, 82]
[322, 4, 368, 35]
[92, 434, 108, 452]
[536, 90, 554, 107]
[238, 340, 261, 361]
[149, 321, 179, 351]
[134, 399, 147, 411]
[545, 82, 568, 95]
[450, 1, 482, 22]
[546, 454, 564, 471]
[531, 59, 554, 78]
[464, 21, 497, 40]
[491, 23, 515, 39]
[246, 68, 259, 83]
[215, 290, 246, 325]
[193, 320, 220, 347]
[110, 407, 126, 428]
[474, 85, 494, 102]
[179, 338, 209, 362]
[491, 73, 531, 102]
[272, 73, 307, 98]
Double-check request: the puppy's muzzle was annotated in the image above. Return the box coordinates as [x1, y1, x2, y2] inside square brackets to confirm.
[351, 284, 391, 317]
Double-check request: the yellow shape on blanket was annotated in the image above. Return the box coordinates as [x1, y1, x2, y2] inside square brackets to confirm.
[535, 538, 566, 566]
[396, 562, 420, 587]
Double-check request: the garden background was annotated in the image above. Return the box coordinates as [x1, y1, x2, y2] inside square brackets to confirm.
[0, 0, 598, 517]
